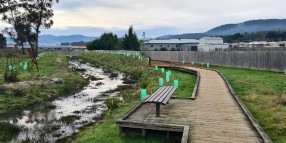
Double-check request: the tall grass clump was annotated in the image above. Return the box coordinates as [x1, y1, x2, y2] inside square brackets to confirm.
[0, 122, 21, 142]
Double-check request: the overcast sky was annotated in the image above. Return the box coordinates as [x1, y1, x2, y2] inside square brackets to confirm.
[1, 0, 286, 38]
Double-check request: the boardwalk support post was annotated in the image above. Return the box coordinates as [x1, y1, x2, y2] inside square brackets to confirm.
[156, 103, 160, 117]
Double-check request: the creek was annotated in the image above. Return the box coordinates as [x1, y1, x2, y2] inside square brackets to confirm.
[4, 60, 130, 142]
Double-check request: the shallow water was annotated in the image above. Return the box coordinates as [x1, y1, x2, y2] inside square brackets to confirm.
[5, 61, 126, 142]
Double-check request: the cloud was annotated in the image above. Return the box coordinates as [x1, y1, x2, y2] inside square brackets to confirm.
[1, 0, 286, 37]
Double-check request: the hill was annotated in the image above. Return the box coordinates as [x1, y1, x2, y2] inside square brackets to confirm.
[6, 34, 97, 45]
[157, 19, 286, 39]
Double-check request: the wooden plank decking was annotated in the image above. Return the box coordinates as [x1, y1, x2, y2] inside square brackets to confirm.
[184, 67, 263, 143]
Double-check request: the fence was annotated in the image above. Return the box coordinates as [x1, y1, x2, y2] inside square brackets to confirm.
[142, 51, 286, 72]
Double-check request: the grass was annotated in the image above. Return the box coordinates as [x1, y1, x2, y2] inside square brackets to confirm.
[164, 70, 196, 97]
[73, 52, 197, 143]
[0, 122, 21, 142]
[0, 52, 59, 85]
[0, 52, 88, 115]
[210, 66, 286, 143]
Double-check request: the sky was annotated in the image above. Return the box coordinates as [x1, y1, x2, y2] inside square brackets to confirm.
[1, 0, 286, 38]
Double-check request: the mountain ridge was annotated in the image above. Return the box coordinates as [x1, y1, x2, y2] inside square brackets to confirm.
[157, 19, 286, 39]
[6, 34, 97, 45]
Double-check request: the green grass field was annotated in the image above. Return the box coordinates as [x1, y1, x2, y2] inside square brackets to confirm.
[211, 66, 286, 143]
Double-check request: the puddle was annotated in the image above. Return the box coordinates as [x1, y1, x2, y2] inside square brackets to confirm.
[2, 60, 129, 142]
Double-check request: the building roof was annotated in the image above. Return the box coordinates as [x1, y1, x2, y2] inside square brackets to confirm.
[144, 39, 199, 44]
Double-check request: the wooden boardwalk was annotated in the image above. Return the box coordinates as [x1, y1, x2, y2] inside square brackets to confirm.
[122, 66, 265, 142]
[183, 67, 262, 143]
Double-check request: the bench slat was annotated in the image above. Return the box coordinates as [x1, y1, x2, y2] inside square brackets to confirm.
[152, 86, 171, 102]
[145, 87, 166, 102]
[162, 87, 176, 105]
[156, 86, 174, 103]
[145, 87, 165, 102]
[149, 86, 170, 102]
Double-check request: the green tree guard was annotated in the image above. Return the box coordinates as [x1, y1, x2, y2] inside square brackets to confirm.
[159, 78, 164, 86]
[192, 61, 194, 65]
[166, 75, 170, 82]
[207, 63, 210, 68]
[174, 80, 178, 88]
[161, 68, 165, 73]
[155, 66, 158, 70]
[141, 89, 147, 100]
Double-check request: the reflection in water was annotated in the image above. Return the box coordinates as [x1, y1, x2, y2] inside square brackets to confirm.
[6, 61, 126, 142]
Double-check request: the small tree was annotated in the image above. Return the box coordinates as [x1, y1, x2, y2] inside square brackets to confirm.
[0, 0, 59, 56]
[122, 26, 140, 51]
[0, 33, 7, 49]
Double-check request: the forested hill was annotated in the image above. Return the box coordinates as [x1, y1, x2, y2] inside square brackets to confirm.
[157, 19, 286, 39]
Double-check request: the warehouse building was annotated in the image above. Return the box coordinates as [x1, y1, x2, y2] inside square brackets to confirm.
[141, 37, 229, 51]
[140, 39, 199, 51]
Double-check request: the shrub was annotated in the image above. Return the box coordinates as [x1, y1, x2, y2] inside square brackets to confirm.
[4, 69, 19, 82]
[0, 122, 21, 142]
[131, 70, 143, 80]
[104, 97, 120, 110]
[140, 80, 150, 89]
[59, 115, 80, 123]
[121, 90, 137, 102]
[13, 88, 25, 97]
[160, 47, 168, 51]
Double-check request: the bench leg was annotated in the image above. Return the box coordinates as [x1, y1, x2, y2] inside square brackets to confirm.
[156, 103, 160, 117]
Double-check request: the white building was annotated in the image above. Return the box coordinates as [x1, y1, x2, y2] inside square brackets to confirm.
[247, 41, 269, 48]
[140, 39, 199, 51]
[198, 37, 229, 51]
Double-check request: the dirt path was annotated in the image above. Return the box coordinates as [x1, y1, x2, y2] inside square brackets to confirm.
[183, 67, 262, 143]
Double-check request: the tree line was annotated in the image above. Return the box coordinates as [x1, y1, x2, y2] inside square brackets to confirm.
[86, 26, 140, 51]
[223, 31, 286, 43]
